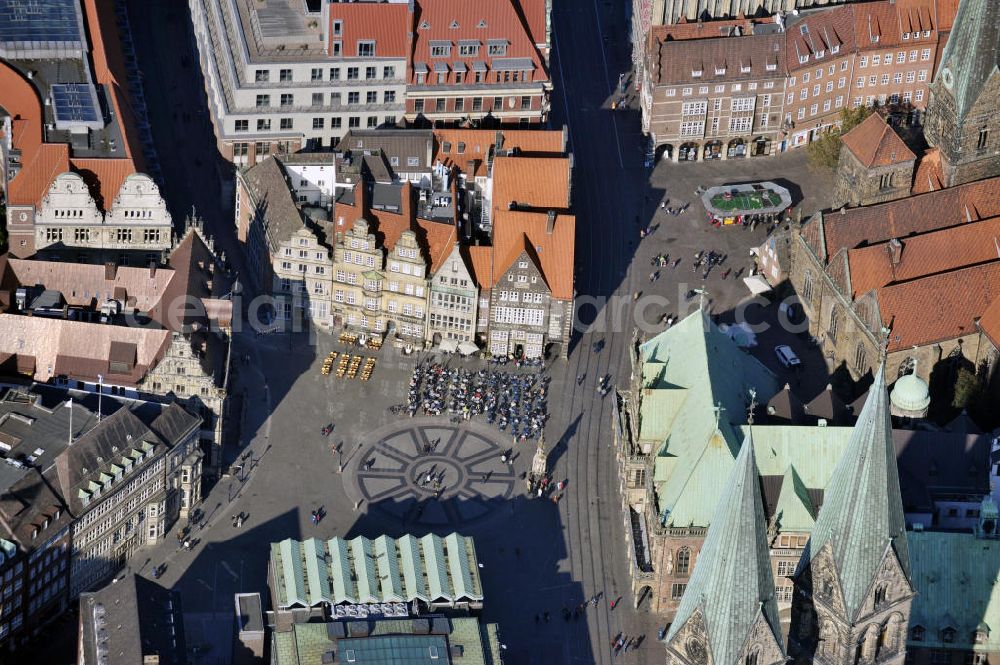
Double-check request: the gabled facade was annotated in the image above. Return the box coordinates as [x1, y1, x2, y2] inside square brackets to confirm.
[487, 243, 551, 359]
[924, 0, 1000, 186]
[427, 243, 478, 344]
[18, 172, 171, 263]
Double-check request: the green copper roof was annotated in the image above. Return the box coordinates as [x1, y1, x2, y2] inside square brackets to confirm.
[270, 533, 483, 609]
[638, 310, 779, 526]
[908, 531, 1000, 652]
[773, 466, 816, 533]
[666, 430, 785, 663]
[797, 363, 911, 621]
[934, 0, 1000, 118]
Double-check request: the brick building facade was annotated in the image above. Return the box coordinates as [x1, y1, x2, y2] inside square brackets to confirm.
[640, 0, 948, 160]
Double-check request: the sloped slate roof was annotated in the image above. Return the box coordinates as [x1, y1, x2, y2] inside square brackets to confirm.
[639, 310, 779, 526]
[797, 362, 910, 620]
[908, 530, 1000, 651]
[773, 466, 817, 533]
[667, 430, 784, 663]
[934, 0, 1000, 118]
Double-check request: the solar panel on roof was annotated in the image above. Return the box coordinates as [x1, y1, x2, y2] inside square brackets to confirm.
[0, 0, 82, 45]
[51, 84, 100, 124]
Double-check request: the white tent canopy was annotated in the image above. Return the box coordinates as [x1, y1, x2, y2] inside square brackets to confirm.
[457, 341, 479, 356]
[743, 274, 772, 295]
[438, 339, 459, 353]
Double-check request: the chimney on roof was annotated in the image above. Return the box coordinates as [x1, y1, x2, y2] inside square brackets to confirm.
[104, 262, 117, 281]
[357, 181, 369, 217]
[494, 130, 504, 153]
[401, 180, 414, 222]
[965, 205, 973, 223]
[888, 238, 903, 266]
[546, 210, 556, 234]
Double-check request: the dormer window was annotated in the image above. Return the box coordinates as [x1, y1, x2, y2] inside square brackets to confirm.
[871, 35, 880, 43]
[692, 68, 703, 78]
[923, 30, 931, 37]
[831, 45, 840, 54]
[714, 66, 726, 76]
[942, 627, 957, 643]
[975, 627, 990, 644]
[740, 64, 750, 74]
[815, 50, 825, 59]
[799, 55, 808, 64]
[902, 32, 910, 40]
[911, 626, 925, 642]
[766, 62, 777, 71]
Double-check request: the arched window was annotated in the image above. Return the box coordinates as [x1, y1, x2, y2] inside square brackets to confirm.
[745, 648, 759, 665]
[802, 270, 815, 303]
[873, 583, 888, 609]
[897, 357, 915, 378]
[854, 343, 868, 375]
[828, 306, 841, 341]
[676, 548, 691, 575]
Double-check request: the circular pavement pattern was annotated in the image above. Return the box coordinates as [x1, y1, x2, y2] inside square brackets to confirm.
[346, 417, 520, 528]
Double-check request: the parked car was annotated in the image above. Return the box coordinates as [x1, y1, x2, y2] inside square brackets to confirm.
[774, 345, 802, 368]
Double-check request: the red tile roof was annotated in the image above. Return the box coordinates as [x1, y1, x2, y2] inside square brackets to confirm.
[807, 176, 1000, 259]
[517, 0, 548, 50]
[491, 209, 575, 300]
[70, 158, 135, 212]
[649, 17, 766, 43]
[784, 6, 857, 69]
[433, 128, 564, 178]
[328, 2, 410, 59]
[466, 245, 494, 290]
[81, 0, 141, 168]
[847, 215, 1000, 297]
[334, 184, 457, 274]
[840, 113, 916, 168]
[878, 261, 1000, 351]
[911, 147, 944, 194]
[8, 144, 70, 208]
[490, 156, 570, 211]
[410, 0, 548, 84]
[0, 62, 43, 162]
[936, 0, 961, 31]
[648, 32, 786, 86]
[979, 297, 1000, 349]
[1, 3, 138, 209]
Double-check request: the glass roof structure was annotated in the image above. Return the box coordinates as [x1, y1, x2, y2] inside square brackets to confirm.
[0, 0, 86, 59]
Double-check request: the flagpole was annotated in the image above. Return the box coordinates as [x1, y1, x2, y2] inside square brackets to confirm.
[67, 399, 73, 446]
[97, 374, 103, 423]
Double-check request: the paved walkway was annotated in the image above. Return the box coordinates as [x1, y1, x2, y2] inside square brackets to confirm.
[346, 418, 522, 529]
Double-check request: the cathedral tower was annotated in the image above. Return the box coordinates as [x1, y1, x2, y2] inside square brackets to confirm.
[923, 0, 1000, 186]
[790, 363, 913, 664]
[663, 429, 786, 665]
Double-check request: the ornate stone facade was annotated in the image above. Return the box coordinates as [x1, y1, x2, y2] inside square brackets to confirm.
[27, 172, 173, 264]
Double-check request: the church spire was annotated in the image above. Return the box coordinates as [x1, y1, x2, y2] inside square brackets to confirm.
[665, 428, 785, 665]
[796, 361, 910, 621]
[933, 0, 1000, 120]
